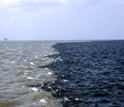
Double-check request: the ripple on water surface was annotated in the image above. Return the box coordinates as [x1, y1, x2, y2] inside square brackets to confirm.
[1, 41, 124, 107]
[42, 41, 124, 107]
[0, 41, 62, 107]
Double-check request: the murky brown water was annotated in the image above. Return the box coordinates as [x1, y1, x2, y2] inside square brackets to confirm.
[0, 41, 62, 107]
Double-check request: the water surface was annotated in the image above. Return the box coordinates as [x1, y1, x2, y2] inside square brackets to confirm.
[0, 41, 62, 107]
[1, 41, 124, 107]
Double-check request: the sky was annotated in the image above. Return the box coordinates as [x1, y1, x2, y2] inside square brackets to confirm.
[0, 0, 124, 40]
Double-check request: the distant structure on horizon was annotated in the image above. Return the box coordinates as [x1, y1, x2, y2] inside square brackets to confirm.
[4, 38, 8, 41]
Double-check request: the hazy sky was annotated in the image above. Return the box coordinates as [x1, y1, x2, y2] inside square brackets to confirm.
[0, 0, 124, 40]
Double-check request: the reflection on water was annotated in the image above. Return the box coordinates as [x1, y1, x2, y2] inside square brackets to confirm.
[0, 41, 62, 107]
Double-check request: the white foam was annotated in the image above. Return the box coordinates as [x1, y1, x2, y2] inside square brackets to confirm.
[11, 61, 15, 64]
[75, 98, 79, 101]
[64, 97, 69, 101]
[48, 72, 53, 75]
[63, 80, 68, 82]
[27, 77, 34, 80]
[31, 87, 38, 92]
[30, 62, 34, 65]
[40, 99, 47, 103]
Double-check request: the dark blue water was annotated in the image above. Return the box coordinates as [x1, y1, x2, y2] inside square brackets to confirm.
[41, 41, 124, 107]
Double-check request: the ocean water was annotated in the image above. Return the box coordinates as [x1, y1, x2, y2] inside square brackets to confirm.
[0, 41, 124, 107]
[0, 41, 62, 107]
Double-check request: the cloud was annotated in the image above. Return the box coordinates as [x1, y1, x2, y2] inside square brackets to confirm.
[0, 0, 123, 8]
[0, 0, 102, 11]
[119, 0, 124, 5]
[0, 0, 70, 14]
[0, 0, 68, 7]
[0, 0, 20, 7]
[0, 0, 123, 14]
[0, 0, 124, 40]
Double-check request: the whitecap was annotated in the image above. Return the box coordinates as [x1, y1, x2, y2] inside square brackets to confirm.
[40, 99, 47, 103]
[27, 77, 34, 80]
[30, 62, 34, 65]
[64, 97, 69, 101]
[63, 80, 68, 82]
[11, 61, 15, 64]
[48, 72, 53, 75]
[75, 98, 79, 101]
[31, 87, 38, 92]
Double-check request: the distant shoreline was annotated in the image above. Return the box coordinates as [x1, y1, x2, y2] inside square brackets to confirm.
[0, 39, 124, 43]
